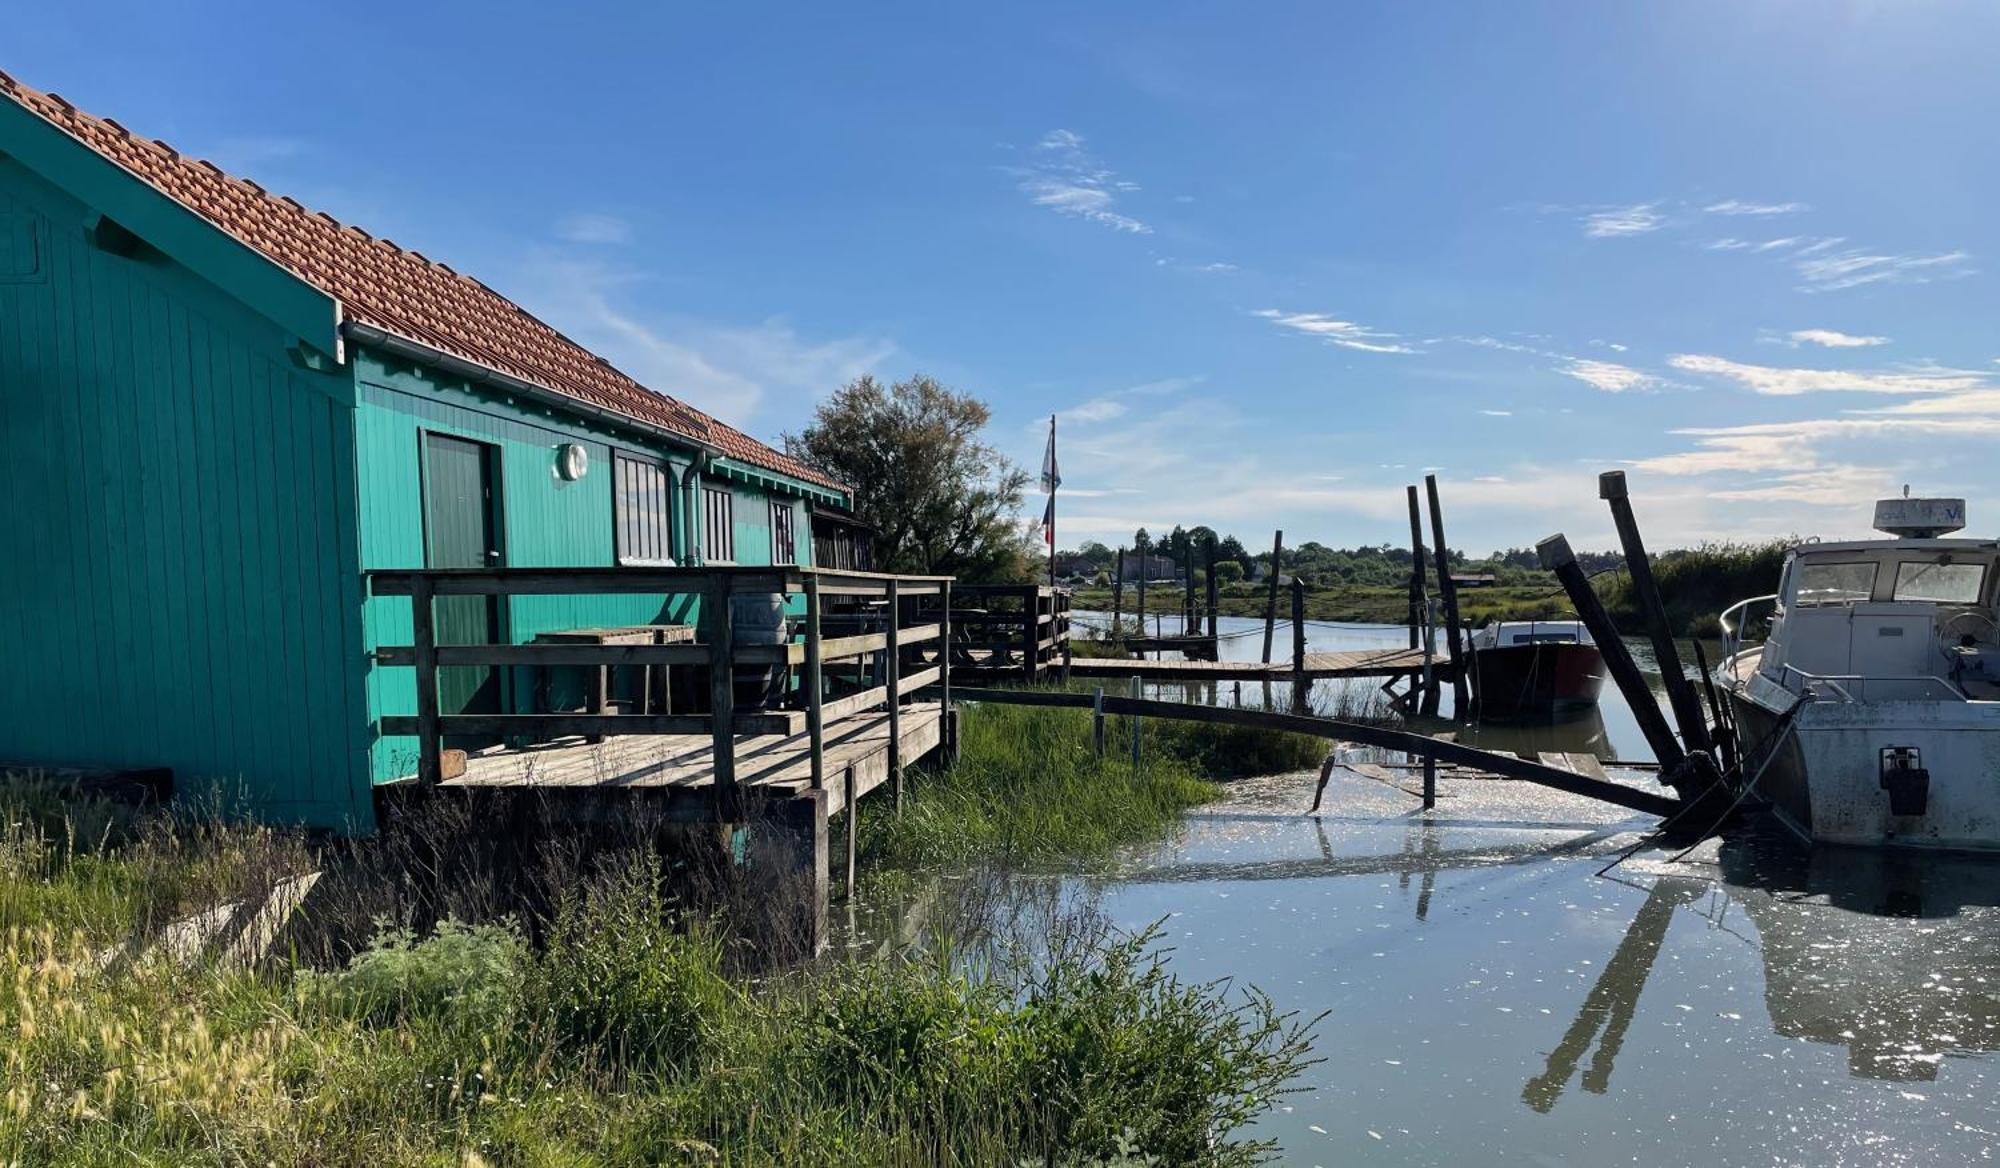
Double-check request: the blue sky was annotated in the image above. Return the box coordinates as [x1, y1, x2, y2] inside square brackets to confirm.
[13, 2, 2000, 551]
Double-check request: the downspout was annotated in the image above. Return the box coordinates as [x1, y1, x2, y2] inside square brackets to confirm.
[681, 458, 705, 567]
[340, 320, 725, 466]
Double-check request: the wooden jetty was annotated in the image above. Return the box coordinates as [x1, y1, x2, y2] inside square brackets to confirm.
[1067, 646, 1452, 682]
[367, 564, 956, 953]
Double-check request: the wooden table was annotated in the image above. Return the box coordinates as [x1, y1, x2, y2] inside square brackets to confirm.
[534, 624, 696, 739]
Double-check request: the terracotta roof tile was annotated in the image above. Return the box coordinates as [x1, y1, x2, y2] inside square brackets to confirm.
[0, 72, 843, 493]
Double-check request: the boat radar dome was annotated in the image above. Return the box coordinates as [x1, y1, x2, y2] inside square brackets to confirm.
[1873, 496, 1966, 539]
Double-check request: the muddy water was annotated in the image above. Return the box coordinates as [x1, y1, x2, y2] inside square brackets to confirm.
[998, 617, 2000, 1163]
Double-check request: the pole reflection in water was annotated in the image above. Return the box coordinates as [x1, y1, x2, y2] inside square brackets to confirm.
[1522, 876, 1704, 1112]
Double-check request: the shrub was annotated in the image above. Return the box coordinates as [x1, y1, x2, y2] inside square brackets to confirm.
[320, 919, 527, 1032]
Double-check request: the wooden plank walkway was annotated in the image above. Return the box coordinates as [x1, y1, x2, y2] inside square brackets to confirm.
[442, 705, 942, 817]
[1067, 647, 1454, 682]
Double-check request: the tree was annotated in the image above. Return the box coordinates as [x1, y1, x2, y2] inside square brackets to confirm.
[785, 375, 1033, 582]
[1213, 560, 1245, 584]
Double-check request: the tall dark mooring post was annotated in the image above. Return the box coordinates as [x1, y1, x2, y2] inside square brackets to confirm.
[1204, 538, 1219, 641]
[1425, 474, 1469, 715]
[1405, 486, 1436, 714]
[1262, 530, 1283, 664]
[1113, 548, 1126, 637]
[1599, 471, 1714, 759]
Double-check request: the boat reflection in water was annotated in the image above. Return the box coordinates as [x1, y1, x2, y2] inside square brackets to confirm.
[1526, 824, 2000, 1113]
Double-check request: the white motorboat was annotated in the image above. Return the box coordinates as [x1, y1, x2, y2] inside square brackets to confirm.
[1719, 496, 2000, 851]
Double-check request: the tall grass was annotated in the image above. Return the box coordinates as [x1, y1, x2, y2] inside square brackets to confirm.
[0, 735, 1319, 1166]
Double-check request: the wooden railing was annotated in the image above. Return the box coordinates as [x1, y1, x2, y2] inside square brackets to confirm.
[367, 566, 954, 802]
[949, 584, 1072, 681]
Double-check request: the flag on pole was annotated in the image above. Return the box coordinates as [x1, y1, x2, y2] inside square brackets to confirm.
[1039, 414, 1060, 494]
[1040, 494, 1056, 547]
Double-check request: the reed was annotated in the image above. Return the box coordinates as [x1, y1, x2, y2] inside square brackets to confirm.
[0, 760, 1316, 1167]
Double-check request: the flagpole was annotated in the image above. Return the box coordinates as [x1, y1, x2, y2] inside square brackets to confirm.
[1048, 414, 1057, 589]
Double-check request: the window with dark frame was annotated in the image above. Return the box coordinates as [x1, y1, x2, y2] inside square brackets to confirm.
[702, 484, 735, 563]
[613, 452, 674, 565]
[770, 499, 797, 565]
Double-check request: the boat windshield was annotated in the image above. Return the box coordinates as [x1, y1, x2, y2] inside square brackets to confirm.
[1793, 561, 1876, 607]
[1893, 561, 1987, 604]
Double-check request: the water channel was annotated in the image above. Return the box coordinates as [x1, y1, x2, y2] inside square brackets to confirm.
[926, 614, 2000, 1164]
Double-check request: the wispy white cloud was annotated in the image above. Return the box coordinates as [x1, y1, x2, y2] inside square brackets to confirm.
[522, 256, 895, 428]
[1667, 353, 1989, 396]
[1795, 248, 1973, 292]
[1479, 409, 1513, 416]
[555, 213, 635, 245]
[1704, 199, 1809, 216]
[1787, 328, 1889, 349]
[1016, 129, 1150, 234]
[1583, 203, 1665, 238]
[1560, 358, 1656, 393]
[1255, 309, 1415, 354]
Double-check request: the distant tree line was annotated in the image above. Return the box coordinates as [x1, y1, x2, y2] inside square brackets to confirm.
[1060, 531, 1630, 590]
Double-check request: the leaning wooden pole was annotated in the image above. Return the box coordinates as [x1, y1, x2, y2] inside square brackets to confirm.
[1537, 534, 1688, 778]
[1405, 486, 1435, 712]
[1183, 543, 1196, 636]
[1262, 529, 1283, 664]
[1425, 474, 1469, 714]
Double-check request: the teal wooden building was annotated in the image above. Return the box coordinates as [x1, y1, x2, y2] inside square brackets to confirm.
[0, 73, 854, 831]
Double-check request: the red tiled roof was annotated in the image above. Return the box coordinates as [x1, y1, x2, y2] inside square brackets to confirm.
[0, 72, 844, 493]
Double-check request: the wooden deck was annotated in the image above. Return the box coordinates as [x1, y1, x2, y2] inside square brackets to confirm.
[442, 705, 942, 818]
[1067, 646, 1455, 682]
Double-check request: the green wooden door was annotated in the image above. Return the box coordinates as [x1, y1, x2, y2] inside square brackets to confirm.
[423, 433, 502, 720]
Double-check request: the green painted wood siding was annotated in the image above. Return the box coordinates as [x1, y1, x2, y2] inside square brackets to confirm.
[354, 357, 701, 784]
[0, 159, 368, 828]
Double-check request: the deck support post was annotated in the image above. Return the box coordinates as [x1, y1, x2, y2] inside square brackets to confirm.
[1128, 675, 1142, 769]
[1136, 556, 1147, 652]
[1262, 530, 1283, 664]
[746, 791, 828, 959]
[1022, 585, 1038, 681]
[1092, 686, 1106, 757]
[842, 765, 857, 898]
[1291, 578, 1309, 715]
[804, 575, 826, 791]
[1423, 753, 1436, 810]
[411, 575, 442, 786]
[1425, 475, 1469, 715]
[886, 580, 903, 814]
[939, 580, 953, 756]
[707, 577, 737, 814]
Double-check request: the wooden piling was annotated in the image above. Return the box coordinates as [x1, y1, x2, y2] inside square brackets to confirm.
[804, 574, 826, 790]
[1205, 538, 1219, 640]
[1092, 686, 1106, 757]
[707, 577, 737, 810]
[886, 579, 903, 814]
[1291, 577, 1308, 715]
[1113, 549, 1126, 637]
[1600, 471, 1713, 758]
[1183, 544, 1196, 635]
[1425, 474, 1469, 714]
[1405, 486, 1436, 713]
[410, 574, 441, 786]
[1262, 529, 1283, 664]
[843, 765, 857, 896]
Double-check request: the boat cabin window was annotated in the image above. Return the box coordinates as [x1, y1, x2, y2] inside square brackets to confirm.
[1792, 561, 1876, 608]
[1892, 560, 1986, 604]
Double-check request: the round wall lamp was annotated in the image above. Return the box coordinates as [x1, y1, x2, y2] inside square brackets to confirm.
[556, 442, 590, 481]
